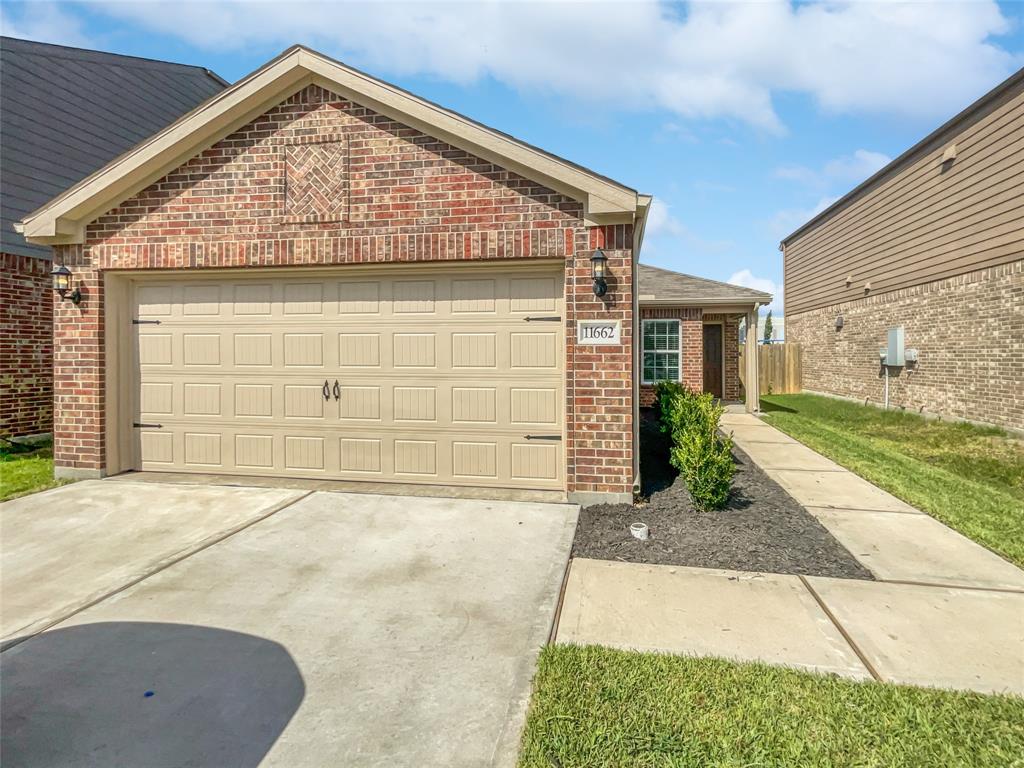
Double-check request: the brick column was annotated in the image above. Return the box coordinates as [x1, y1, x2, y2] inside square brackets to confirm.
[565, 225, 635, 503]
[52, 245, 105, 477]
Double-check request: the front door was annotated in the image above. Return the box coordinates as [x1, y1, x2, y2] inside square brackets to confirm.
[702, 324, 723, 399]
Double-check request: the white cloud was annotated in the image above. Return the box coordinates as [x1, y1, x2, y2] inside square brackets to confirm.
[645, 198, 733, 256]
[0, 3, 91, 47]
[823, 149, 892, 183]
[646, 198, 686, 238]
[80, 0, 1018, 133]
[728, 268, 782, 311]
[767, 195, 839, 239]
[778, 148, 892, 188]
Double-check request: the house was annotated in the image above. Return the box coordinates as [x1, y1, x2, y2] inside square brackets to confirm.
[637, 264, 770, 405]
[781, 67, 1024, 432]
[0, 37, 226, 439]
[19, 45, 768, 505]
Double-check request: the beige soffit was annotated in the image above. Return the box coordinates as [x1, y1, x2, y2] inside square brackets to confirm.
[18, 45, 645, 244]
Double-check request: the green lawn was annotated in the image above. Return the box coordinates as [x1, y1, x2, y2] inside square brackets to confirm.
[760, 393, 1024, 568]
[0, 442, 69, 501]
[518, 645, 1024, 768]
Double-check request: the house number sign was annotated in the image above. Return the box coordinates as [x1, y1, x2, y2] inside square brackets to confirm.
[578, 320, 621, 345]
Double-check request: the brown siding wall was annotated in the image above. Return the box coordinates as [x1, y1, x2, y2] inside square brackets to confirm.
[1, 252, 53, 438]
[784, 78, 1024, 316]
[788, 260, 1023, 432]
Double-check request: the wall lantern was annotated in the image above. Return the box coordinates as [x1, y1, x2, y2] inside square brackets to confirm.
[51, 264, 81, 305]
[590, 248, 608, 298]
[835, 314, 844, 331]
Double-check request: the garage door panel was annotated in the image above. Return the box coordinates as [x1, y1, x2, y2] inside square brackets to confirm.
[137, 424, 564, 489]
[132, 267, 564, 491]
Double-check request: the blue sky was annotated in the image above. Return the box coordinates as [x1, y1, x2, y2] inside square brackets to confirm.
[3, 1, 1023, 312]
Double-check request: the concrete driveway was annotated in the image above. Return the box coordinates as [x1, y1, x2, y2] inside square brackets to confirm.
[1, 482, 578, 767]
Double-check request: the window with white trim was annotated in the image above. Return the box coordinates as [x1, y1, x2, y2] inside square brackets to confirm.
[642, 319, 681, 384]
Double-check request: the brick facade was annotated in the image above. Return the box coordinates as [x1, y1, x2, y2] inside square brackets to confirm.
[1, 252, 53, 438]
[50, 84, 635, 496]
[787, 260, 1024, 432]
[638, 306, 741, 407]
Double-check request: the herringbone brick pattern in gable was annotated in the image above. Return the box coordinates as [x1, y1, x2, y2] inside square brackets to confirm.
[285, 140, 347, 220]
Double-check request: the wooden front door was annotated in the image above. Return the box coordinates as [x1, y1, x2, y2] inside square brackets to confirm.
[702, 324, 723, 398]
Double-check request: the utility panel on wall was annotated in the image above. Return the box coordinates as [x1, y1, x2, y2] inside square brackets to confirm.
[886, 326, 905, 367]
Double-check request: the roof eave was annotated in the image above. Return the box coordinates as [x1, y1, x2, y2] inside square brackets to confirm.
[639, 295, 771, 307]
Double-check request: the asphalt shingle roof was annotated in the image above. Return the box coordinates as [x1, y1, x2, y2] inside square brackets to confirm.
[638, 263, 772, 304]
[0, 36, 227, 259]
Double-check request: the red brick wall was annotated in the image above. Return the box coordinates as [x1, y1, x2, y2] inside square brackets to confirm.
[638, 306, 702, 406]
[638, 307, 743, 406]
[788, 260, 1024, 432]
[51, 84, 635, 495]
[1, 252, 53, 438]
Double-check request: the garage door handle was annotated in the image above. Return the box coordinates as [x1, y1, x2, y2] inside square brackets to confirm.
[333, 380, 341, 401]
[322, 380, 331, 401]
[133, 422, 162, 429]
[524, 316, 561, 322]
[524, 434, 561, 441]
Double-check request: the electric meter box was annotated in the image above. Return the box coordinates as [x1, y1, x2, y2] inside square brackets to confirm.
[886, 326, 905, 367]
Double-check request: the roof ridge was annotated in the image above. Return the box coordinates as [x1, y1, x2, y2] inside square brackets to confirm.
[0, 36, 227, 84]
[639, 263, 771, 295]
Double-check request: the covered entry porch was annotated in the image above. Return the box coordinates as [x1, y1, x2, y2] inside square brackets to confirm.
[637, 264, 771, 413]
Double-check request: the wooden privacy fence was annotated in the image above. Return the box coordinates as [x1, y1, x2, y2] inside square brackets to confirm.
[739, 343, 802, 396]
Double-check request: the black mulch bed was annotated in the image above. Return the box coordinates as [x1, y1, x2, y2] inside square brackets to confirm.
[572, 411, 873, 580]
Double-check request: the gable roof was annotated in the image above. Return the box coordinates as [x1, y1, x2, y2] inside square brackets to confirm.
[18, 44, 647, 246]
[638, 263, 771, 306]
[0, 36, 227, 258]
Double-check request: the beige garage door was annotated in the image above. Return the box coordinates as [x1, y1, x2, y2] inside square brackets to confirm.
[131, 265, 565, 491]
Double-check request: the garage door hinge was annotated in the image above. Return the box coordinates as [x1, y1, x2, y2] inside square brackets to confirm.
[524, 434, 561, 441]
[133, 422, 163, 429]
[132, 319, 161, 325]
[523, 316, 561, 322]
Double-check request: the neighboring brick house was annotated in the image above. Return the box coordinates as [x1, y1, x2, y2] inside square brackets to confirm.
[19, 44, 768, 503]
[782, 68, 1024, 432]
[0, 37, 226, 439]
[637, 264, 771, 407]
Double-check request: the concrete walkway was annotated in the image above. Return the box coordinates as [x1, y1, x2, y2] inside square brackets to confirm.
[558, 559, 1024, 695]
[555, 411, 1024, 696]
[721, 409, 1024, 592]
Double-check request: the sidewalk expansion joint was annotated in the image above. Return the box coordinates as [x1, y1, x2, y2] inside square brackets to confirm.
[798, 575, 883, 683]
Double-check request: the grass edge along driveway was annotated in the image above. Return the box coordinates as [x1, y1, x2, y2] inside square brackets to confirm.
[759, 393, 1024, 569]
[0, 442, 70, 502]
[518, 645, 1024, 768]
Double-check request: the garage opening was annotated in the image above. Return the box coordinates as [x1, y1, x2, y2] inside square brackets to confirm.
[125, 263, 565, 492]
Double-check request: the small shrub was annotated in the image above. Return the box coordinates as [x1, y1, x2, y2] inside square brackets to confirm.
[654, 381, 685, 430]
[655, 385, 735, 510]
[672, 429, 735, 510]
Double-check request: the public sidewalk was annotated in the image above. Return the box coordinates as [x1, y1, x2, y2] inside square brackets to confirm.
[554, 410, 1024, 696]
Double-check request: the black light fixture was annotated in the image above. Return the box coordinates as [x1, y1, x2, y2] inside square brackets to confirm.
[590, 248, 608, 297]
[51, 264, 81, 305]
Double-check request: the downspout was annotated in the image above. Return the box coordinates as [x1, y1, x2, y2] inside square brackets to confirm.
[631, 195, 652, 497]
